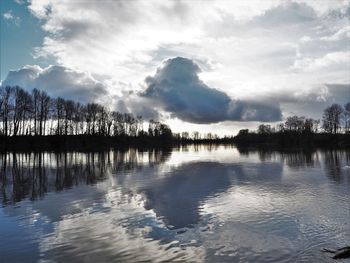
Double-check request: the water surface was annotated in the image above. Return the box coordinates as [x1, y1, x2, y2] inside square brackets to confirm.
[0, 145, 350, 262]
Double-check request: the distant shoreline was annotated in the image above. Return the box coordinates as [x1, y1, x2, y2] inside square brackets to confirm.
[232, 132, 350, 148]
[0, 135, 228, 152]
[0, 133, 349, 152]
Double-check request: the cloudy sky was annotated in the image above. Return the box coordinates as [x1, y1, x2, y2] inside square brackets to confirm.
[1, 0, 349, 135]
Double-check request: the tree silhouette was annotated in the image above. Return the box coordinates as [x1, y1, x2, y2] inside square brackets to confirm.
[322, 104, 343, 134]
[0, 85, 349, 150]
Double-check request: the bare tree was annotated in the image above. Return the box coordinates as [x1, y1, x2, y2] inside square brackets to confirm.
[285, 116, 305, 132]
[192, 131, 200, 140]
[258, 124, 272, 134]
[344, 102, 350, 133]
[39, 91, 51, 135]
[13, 87, 32, 136]
[181, 132, 189, 140]
[54, 98, 65, 135]
[322, 104, 344, 134]
[63, 100, 75, 135]
[86, 103, 99, 135]
[32, 89, 40, 135]
[1, 87, 14, 136]
[0, 86, 176, 139]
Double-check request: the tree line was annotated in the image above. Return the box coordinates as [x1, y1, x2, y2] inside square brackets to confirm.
[237, 102, 350, 136]
[1, 86, 349, 143]
[0, 86, 225, 141]
[234, 102, 350, 148]
[0, 86, 172, 138]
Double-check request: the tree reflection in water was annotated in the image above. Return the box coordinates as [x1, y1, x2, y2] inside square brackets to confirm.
[1, 148, 350, 207]
[0, 149, 171, 205]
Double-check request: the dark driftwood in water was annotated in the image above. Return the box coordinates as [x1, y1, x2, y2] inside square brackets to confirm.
[322, 246, 350, 259]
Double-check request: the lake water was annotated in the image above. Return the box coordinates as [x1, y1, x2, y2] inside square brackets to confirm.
[0, 145, 350, 262]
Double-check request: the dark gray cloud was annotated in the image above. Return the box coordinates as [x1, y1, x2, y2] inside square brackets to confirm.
[2, 65, 108, 103]
[143, 57, 282, 124]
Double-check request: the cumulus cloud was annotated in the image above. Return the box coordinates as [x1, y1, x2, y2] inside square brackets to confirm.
[2, 65, 108, 103]
[143, 57, 282, 123]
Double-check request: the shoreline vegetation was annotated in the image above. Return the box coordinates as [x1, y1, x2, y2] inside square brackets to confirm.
[1, 133, 350, 152]
[1, 133, 349, 152]
[0, 86, 349, 151]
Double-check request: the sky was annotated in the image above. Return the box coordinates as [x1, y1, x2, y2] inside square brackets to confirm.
[1, 0, 349, 135]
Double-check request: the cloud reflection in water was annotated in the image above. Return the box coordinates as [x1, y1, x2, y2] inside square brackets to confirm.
[0, 146, 349, 262]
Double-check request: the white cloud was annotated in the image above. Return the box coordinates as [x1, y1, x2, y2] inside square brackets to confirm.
[3, 10, 21, 26]
[10, 0, 349, 130]
[2, 65, 109, 104]
[14, 0, 26, 5]
[293, 51, 350, 73]
[27, 1, 349, 81]
[321, 25, 350, 41]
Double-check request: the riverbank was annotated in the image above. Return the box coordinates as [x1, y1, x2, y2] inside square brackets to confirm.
[0, 135, 172, 152]
[0, 135, 234, 152]
[232, 132, 350, 148]
[0, 133, 349, 152]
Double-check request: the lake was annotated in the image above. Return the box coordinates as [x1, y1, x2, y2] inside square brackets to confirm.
[0, 145, 349, 262]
